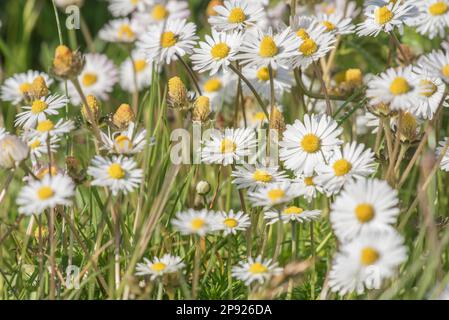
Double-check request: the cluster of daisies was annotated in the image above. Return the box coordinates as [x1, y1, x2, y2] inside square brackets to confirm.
[2, 0, 449, 298]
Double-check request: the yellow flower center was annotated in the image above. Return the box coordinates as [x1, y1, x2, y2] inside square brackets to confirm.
[259, 36, 278, 58]
[300, 134, 321, 153]
[30, 139, 41, 149]
[161, 31, 177, 48]
[420, 80, 437, 97]
[332, 159, 352, 176]
[389, 77, 410, 95]
[118, 24, 135, 40]
[210, 42, 230, 59]
[252, 170, 272, 183]
[203, 78, 222, 92]
[256, 66, 276, 82]
[360, 247, 380, 266]
[296, 28, 309, 40]
[223, 218, 238, 228]
[249, 262, 268, 274]
[304, 176, 314, 186]
[150, 262, 167, 271]
[299, 38, 318, 56]
[220, 138, 236, 154]
[375, 6, 394, 24]
[429, 2, 448, 15]
[355, 203, 375, 223]
[228, 7, 246, 23]
[108, 163, 126, 179]
[37, 167, 58, 180]
[37, 186, 54, 200]
[82, 73, 98, 87]
[267, 189, 285, 202]
[283, 206, 304, 215]
[151, 4, 169, 20]
[322, 20, 335, 31]
[345, 68, 363, 84]
[253, 112, 267, 121]
[442, 64, 449, 77]
[36, 120, 54, 132]
[31, 100, 48, 114]
[19, 82, 32, 94]
[114, 135, 133, 151]
[191, 217, 205, 230]
[134, 59, 147, 73]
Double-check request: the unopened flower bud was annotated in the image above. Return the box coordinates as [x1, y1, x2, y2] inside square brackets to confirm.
[0, 135, 29, 169]
[82, 95, 101, 123]
[51, 45, 84, 79]
[196, 180, 211, 195]
[345, 68, 362, 86]
[398, 112, 419, 142]
[192, 96, 211, 123]
[168, 76, 188, 107]
[206, 0, 223, 16]
[30, 76, 49, 99]
[269, 107, 285, 134]
[113, 103, 135, 129]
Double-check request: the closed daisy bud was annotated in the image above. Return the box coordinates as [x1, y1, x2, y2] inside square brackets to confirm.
[192, 96, 211, 123]
[30, 75, 49, 99]
[269, 107, 285, 134]
[345, 68, 363, 86]
[0, 134, 29, 169]
[113, 103, 135, 129]
[168, 76, 188, 107]
[206, 0, 223, 16]
[36, 166, 59, 180]
[196, 180, 211, 195]
[82, 95, 101, 123]
[398, 112, 419, 142]
[51, 45, 84, 79]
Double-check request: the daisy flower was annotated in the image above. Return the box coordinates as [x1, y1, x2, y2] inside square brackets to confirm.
[200, 72, 236, 109]
[135, 254, 185, 280]
[172, 209, 218, 236]
[291, 174, 323, 203]
[28, 119, 75, 140]
[237, 27, 300, 69]
[87, 155, 143, 195]
[136, 19, 198, 65]
[242, 65, 292, 101]
[24, 134, 60, 162]
[98, 18, 143, 43]
[107, 0, 151, 17]
[15, 94, 68, 129]
[67, 53, 118, 104]
[232, 256, 282, 285]
[133, 0, 190, 27]
[418, 49, 449, 83]
[231, 163, 288, 191]
[0, 70, 53, 105]
[247, 182, 301, 208]
[316, 13, 355, 35]
[366, 66, 419, 111]
[191, 29, 243, 75]
[0, 134, 29, 169]
[330, 178, 400, 242]
[279, 114, 343, 175]
[119, 50, 155, 93]
[437, 137, 449, 171]
[16, 173, 75, 215]
[412, 0, 449, 39]
[201, 128, 257, 166]
[264, 205, 321, 225]
[215, 210, 251, 235]
[208, 0, 264, 32]
[356, 0, 418, 37]
[315, 142, 376, 196]
[410, 72, 446, 120]
[329, 229, 407, 295]
[290, 22, 336, 70]
[100, 122, 147, 155]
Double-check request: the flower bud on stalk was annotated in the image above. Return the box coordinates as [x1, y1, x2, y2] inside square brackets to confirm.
[113, 103, 135, 129]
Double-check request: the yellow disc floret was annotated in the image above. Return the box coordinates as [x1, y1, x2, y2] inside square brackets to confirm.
[333, 159, 352, 176]
[301, 134, 320, 153]
[355, 203, 375, 223]
[108, 163, 126, 179]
